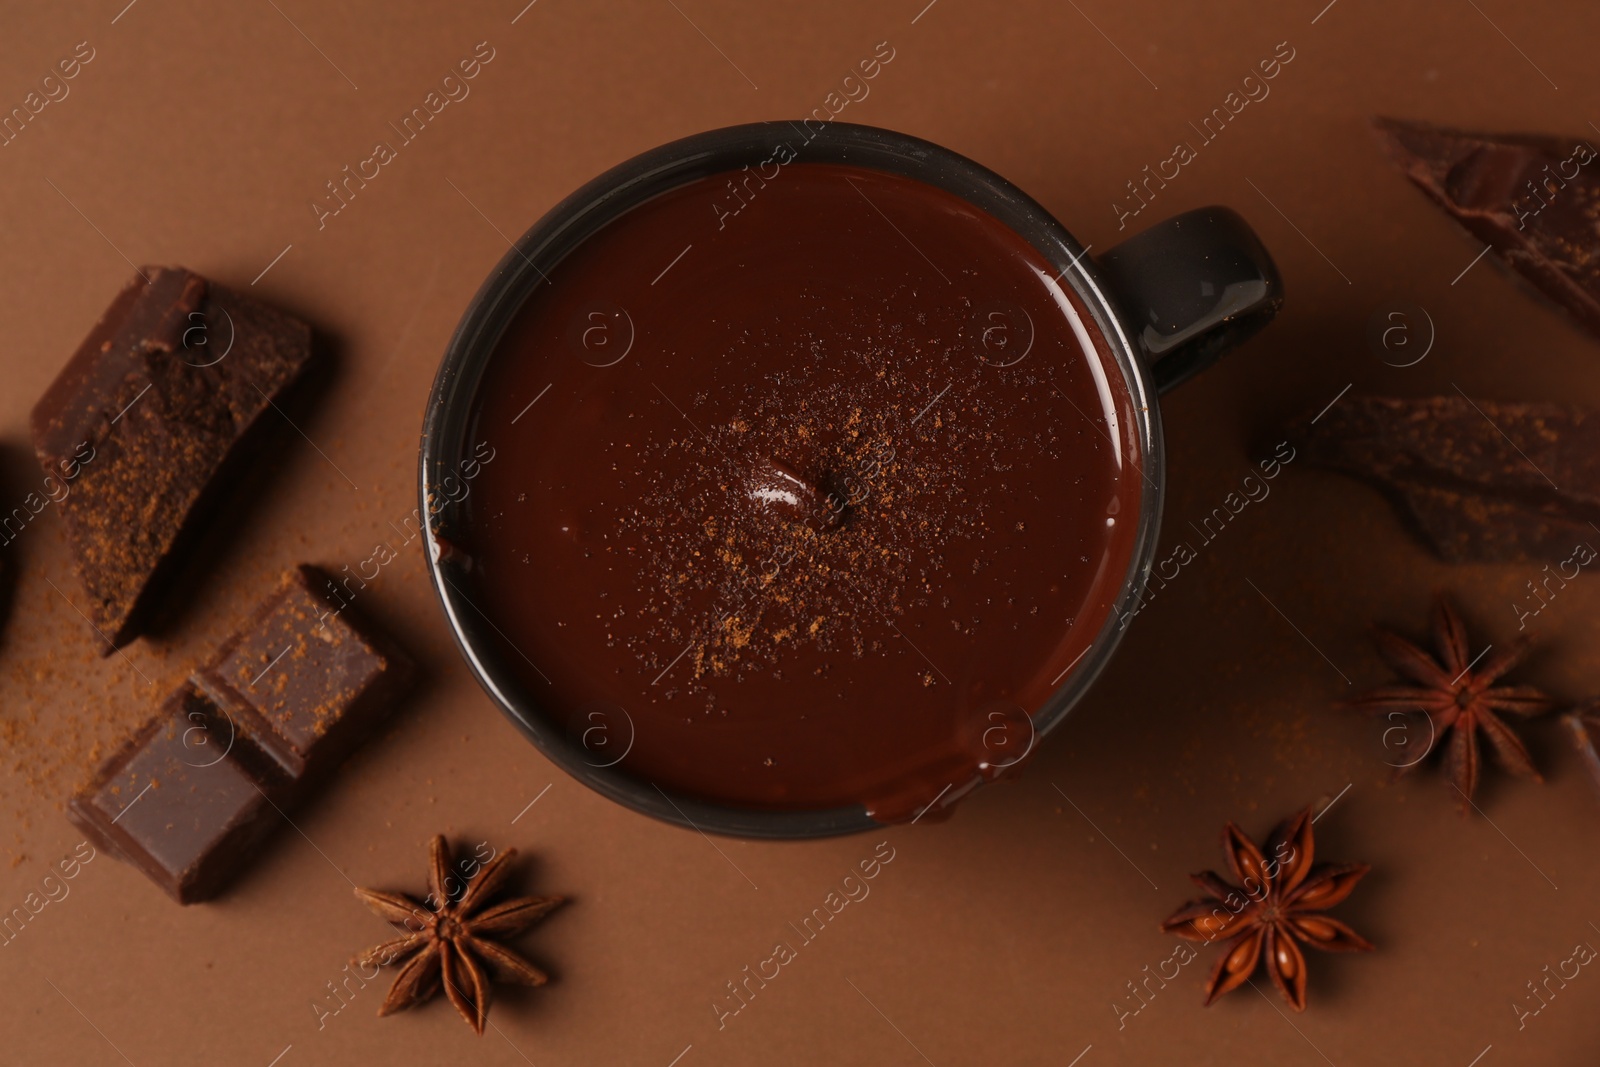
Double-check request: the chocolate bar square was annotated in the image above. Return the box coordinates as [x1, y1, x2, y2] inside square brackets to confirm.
[1374, 119, 1600, 343]
[1291, 394, 1600, 562]
[192, 566, 413, 789]
[67, 684, 285, 904]
[69, 567, 413, 903]
[30, 266, 314, 650]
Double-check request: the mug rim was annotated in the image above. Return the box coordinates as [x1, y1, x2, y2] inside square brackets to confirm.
[418, 120, 1166, 839]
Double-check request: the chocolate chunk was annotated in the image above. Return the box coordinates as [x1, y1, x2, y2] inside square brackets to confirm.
[68, 567, 412, 903]
[31, 267, 315, 650]
[1373, 118, 1600, 341]
[1290, 394, 1600, 562]
[192, 565, 413, 790]
[67, 684, 285, 904]
[1565, 706, 1600, 802]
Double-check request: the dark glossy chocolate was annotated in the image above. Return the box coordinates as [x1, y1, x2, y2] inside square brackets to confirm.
[1375, 118, 1600, 341]
[193, 565, 414, 788]
[67, 684, 283, 904]
[30, 267, 314, 649]
[68, 567, 412, 903]
[463, 162, 1142, 816]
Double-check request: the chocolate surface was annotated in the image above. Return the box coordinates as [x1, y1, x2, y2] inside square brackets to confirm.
[29, 267, 314, 649]
[193, 565, 414, 788]
[1291, 394, 1600, 562]
[67, 684, 282, 904]
[68, 567, 412, 903]
[1375, 118, 1600, 342]
[464, 162, 1142, 815]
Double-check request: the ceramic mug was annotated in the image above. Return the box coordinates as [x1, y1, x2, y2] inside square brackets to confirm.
[420, 121, 1283, 837]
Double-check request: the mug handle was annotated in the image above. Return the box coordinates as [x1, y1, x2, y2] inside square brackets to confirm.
[1094, 206, 1284, 393]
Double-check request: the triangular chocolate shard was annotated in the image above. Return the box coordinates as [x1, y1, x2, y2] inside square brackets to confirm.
[29, 268, 315, 650]
[1564, 705, 1600, 805]
[1373, 118, 1600, 342]
[1289, 394, 1600, 562]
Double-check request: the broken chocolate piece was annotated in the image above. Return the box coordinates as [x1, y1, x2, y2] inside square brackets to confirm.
[31, 267, 315, 650]
[67, 683, 285, 904]
[68, 567, 412, 903]
[192, 565, 413, 790]
[1565, 705, 1600, 803]
[1373, 118, 1600, 341]
[1290, 395, 1600, 562]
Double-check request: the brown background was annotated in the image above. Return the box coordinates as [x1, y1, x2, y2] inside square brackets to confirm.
[2, 0, 1598, 1063]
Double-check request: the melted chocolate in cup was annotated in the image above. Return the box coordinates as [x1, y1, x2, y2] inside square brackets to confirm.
[462, 162, 1142, 819]
[743, 456, 844, 531]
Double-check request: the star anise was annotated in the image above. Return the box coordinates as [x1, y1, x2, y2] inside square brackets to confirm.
[1161, 806, 1373, 1011]
[353, 835, 565, 1034]
[1352, 596, 1554, 811]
